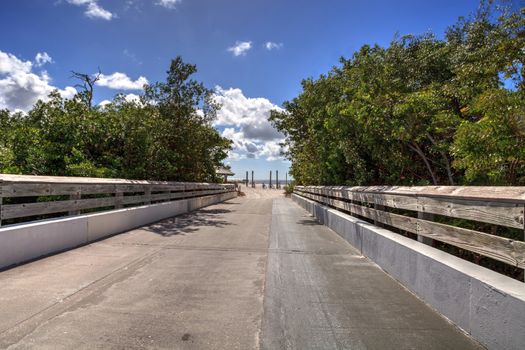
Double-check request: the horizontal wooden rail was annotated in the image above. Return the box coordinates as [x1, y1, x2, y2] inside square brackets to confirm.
[294, 186, 525, 270]
[0, 174, 235, 226]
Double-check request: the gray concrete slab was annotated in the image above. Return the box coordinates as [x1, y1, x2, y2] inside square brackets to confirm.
[293, 194, 525, 350]
[0, 194, 276, 350]
[0, 192, 483, 350]
[261, 198, 483, 350]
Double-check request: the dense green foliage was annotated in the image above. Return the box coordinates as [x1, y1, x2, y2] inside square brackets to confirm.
[0, 57, 231, 182]
[271, 3, 525, 186]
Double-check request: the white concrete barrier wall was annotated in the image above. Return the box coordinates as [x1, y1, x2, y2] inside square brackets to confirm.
[292, 193, 525, 350]
[0, 192, 237, 271]
[87, 199, 190, 242]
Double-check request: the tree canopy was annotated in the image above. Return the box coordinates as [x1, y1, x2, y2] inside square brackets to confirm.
[270, 2, 525, 186]
[0, 57, 231, 182]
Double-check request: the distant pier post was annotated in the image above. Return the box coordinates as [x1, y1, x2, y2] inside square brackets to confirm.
[246, 171, 249, 186]
[269, 171, 272, 189]
[276, 170, 279, 189]
[251, 171, 255, 188]
[285, 173, 288, 186]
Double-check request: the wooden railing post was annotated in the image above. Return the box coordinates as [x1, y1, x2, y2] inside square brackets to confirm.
[115, 185, 123, 209]
[144, 185, 152, 205]
[68, 187, 81, 216]
[417, 197, 434, 246]
[374, 204, 385, 228]
[417, 211, 434, 246]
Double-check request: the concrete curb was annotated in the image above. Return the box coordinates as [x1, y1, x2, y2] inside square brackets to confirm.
[292, 194, 525, 350]
[0, 192, 237, 271]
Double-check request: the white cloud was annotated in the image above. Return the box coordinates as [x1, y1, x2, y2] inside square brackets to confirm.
[0, 51, 32, 75]
[227, 41, 252, 57]
[264, 42, 283, 50]
[66, 0, 114, 20]
[96, 72, 148, 90]
[34, 52, 53, 67]
[123, 93, 141, 103]
[156, 0, 182, 9]
[213, 86, 284, 139]
[0, 50, 76, 112]
[99, 99, 111, 107]
[98, 93, 141, 108]
[214, 86, 285, 161]
[260, 140, 286, 161]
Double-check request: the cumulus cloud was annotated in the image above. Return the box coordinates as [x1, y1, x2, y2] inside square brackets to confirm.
[123, 93, 141, 103]
[214, 86, 286, 161]
[66, 0, 114, 20]
[155, 0, 182, 9]
[34, 52, 53, 67]
[96, 72, 148, 90]
[227, 41, 252, 57]
[260, 140, 286, 161]
[0, 51, 32, 75]
[0, 50, 76, 112]
[264, 42, 283, 50]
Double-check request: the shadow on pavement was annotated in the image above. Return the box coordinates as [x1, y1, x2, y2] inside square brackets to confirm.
[144, 208, 234, 236]
[221, 200, 241, 205]
[296, 218, 322, 226]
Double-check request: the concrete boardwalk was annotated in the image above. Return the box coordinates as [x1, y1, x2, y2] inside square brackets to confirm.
[0, 189, 482, 349]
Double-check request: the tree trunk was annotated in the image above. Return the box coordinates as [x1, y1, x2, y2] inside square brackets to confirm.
[425, 133, 455, 185]
[408, 142, 439, 185]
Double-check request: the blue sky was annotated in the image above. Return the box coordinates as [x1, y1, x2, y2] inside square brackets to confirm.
[0, 0, 503, 180]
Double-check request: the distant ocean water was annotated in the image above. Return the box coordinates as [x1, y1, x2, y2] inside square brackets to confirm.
[231, 179, 290, 186]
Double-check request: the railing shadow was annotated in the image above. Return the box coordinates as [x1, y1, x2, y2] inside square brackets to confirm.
[297, 218, 322, 226]
[143, 208, 234, 236]
[221, 200, 241, 205]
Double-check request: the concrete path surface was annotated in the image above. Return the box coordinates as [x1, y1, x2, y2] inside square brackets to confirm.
[0, 189, 482, 349]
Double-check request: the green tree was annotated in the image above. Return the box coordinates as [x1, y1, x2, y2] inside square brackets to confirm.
[0, 57, 231, 182]
[270, 2, 524, 186]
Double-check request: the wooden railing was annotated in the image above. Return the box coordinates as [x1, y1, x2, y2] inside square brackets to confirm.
[294, 186, 525, 270]
[0, 174, 236, 226]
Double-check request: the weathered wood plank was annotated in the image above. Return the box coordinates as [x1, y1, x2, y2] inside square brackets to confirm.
[297, 186, 524, 229]
[1, 197, 117, 220]
[295, 191, 525, 268]
[296, 185, 525, 203]
[0, 174, 170, 185]
[119, 189, 226, 206]
[1, 183, 161, 197]
[150, 192, 173, 202]
[121, 195, 150, 205]
[3, 183, 94, 197]
[418, 197, 523, 229]
[150, 185, 185, 192]
[0, 174, 233, 224]
[0, 174, 234, 190]
[417, 219, 525, 268]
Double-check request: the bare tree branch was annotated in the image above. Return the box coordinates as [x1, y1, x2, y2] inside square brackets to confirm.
[70, 69, 102, 108]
